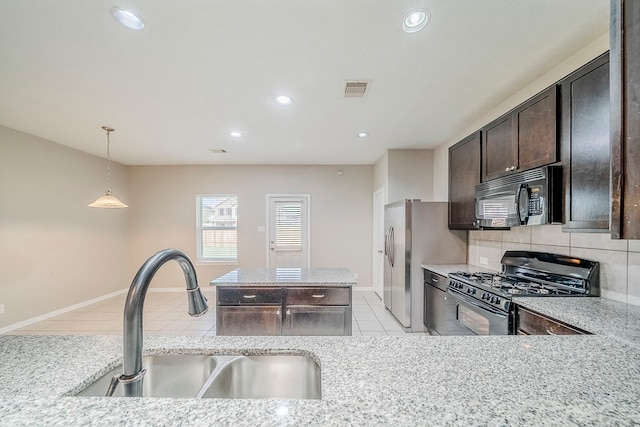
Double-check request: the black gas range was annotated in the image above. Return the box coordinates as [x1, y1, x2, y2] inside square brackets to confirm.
[444, 251, 600, 335]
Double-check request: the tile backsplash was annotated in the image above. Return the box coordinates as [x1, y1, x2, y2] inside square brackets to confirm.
[468, 224, 639, 306]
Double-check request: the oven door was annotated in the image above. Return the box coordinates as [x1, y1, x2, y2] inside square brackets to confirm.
[446, 288, 510, 335]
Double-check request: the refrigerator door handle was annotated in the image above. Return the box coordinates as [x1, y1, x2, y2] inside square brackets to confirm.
[389, 226, 394, 267]
[384, 233, 388, 257]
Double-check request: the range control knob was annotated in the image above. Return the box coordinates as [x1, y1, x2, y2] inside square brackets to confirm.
[495, 297, 501, 304]
[470, 288, 476, 295]
[490, 296, 496, 303]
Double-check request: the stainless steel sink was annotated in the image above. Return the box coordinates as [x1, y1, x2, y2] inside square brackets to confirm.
[75, 354, 321, 399]
[200, 355, 321, 399]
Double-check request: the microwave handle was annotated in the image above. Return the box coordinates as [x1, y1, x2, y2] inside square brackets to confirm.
[516, 184, 529, 225]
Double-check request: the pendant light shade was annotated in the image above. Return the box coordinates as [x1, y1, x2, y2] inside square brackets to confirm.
[88, 126, 128, 209]
[88, 190, 128, 208]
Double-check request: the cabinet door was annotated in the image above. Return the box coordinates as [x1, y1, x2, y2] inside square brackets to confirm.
[611, 0, 640, 239]
[516, 86, 558, 171]
[448, 131, 481, 229]
[561, 53, 610, 231]
[482, 115, 516, 181]
[283, 306, 351, 336]
[216, 306, 281, 336]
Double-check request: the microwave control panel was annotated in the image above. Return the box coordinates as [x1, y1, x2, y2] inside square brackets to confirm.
[528, 187, 543, 215]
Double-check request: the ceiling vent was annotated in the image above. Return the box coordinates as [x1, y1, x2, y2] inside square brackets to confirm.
[210, 149, 227, 154]
[344, 81, 369, 98]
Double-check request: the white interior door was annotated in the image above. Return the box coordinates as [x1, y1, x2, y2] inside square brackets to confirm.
[267, 195, 309, 268]
[373, 188, 385, 298]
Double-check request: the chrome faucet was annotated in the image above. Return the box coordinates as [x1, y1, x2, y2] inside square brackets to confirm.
[109, 249, 208, 397]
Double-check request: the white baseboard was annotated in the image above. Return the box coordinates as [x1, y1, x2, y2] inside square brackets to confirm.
[0, 286, 218, 334]
[352, 286, 374, 292]
[0, 288, 129, 334]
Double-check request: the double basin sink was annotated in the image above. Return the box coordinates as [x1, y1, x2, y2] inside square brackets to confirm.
[76, 353, 321, 399]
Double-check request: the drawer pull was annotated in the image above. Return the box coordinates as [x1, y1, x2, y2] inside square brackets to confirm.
[243, 295, 256, 299]
[311, 294, 325, 298]
[431, 277, 439, 283]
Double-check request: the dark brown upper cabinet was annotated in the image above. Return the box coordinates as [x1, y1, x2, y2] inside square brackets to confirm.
[448, 131, 481, 229]
[482, 86, 558, 182]
[611, 0, 640, 239]
[560, 52, 610, 232]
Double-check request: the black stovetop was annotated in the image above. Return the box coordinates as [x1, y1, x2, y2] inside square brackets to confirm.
[448, 250, 600, 299]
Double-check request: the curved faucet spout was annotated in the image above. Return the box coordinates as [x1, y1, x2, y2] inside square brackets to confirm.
[120, 248, 208, 397]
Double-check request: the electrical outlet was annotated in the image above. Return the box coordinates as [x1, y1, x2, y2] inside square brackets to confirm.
[479, 257, 489, 265]
[0, 304, 4, 315]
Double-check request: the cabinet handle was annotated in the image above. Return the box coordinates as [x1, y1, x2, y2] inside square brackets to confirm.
[545, 328, 557, 335]
[276, 310, 281, 316]
[286, 309, 290, 315]
[431, 276, 439, 283]
[242, 295, 256, 299]
[510, 166, 516, 171]
[311, 294, 325, 298]
[505, 167, 510, 172]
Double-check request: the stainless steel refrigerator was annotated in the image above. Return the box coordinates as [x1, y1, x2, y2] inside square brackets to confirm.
[383, 200, 467, 332]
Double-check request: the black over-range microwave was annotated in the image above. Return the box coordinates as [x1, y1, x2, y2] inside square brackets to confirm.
[474, 165, 562, 228]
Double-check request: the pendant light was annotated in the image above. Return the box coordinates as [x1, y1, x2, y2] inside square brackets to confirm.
[88, 126, 128, 209]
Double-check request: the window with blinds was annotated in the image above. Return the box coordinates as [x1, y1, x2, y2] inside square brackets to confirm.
[196, 195, 238, 262]
[274, 201, 302, 249]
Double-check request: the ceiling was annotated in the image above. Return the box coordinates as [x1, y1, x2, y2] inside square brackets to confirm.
[0, 0, 609, 166]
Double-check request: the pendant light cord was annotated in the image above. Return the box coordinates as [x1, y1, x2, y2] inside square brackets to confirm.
[104, 127, 113, 195]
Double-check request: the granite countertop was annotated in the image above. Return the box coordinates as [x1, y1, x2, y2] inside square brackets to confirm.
[514, 296, 640, 349]
[1, 332, 639, 426]
[2, 296, 640, 425]
[210, 268, 356, 287]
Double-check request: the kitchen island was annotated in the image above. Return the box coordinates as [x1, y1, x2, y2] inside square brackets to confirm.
[1, 296, 640, 426]
[211, 268, 355, 336]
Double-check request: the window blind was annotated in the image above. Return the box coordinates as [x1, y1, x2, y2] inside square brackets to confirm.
[274, 201, 302, 248]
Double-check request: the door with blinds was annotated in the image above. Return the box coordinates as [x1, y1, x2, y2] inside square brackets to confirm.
[267, 195, 309, 268]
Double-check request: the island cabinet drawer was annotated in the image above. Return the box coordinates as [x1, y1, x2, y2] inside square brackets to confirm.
[516, 307, 591, 335]
[286, 287, 350, 306]
[217, 287, 283, 305]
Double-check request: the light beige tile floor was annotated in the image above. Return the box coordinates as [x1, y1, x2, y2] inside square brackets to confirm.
[5, 290, 426, 337]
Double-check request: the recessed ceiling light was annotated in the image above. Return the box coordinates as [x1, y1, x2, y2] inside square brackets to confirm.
[111, 7, 145, 31]
[275, 95, 292, 105]
[403, 9, 429, 33]
[357, 132, 369, 138]
[230, 131, 242, 138]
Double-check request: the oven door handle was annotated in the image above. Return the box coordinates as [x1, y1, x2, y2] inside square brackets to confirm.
[446, 288, 508, 319]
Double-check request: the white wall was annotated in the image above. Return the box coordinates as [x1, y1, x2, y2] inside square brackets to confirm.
[387, 150, 434, 203]
[0, 125, 129, 328]
[374, 149, 434, 205]
[127, 165, 373, 288]
[373, 151, 388, 203]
